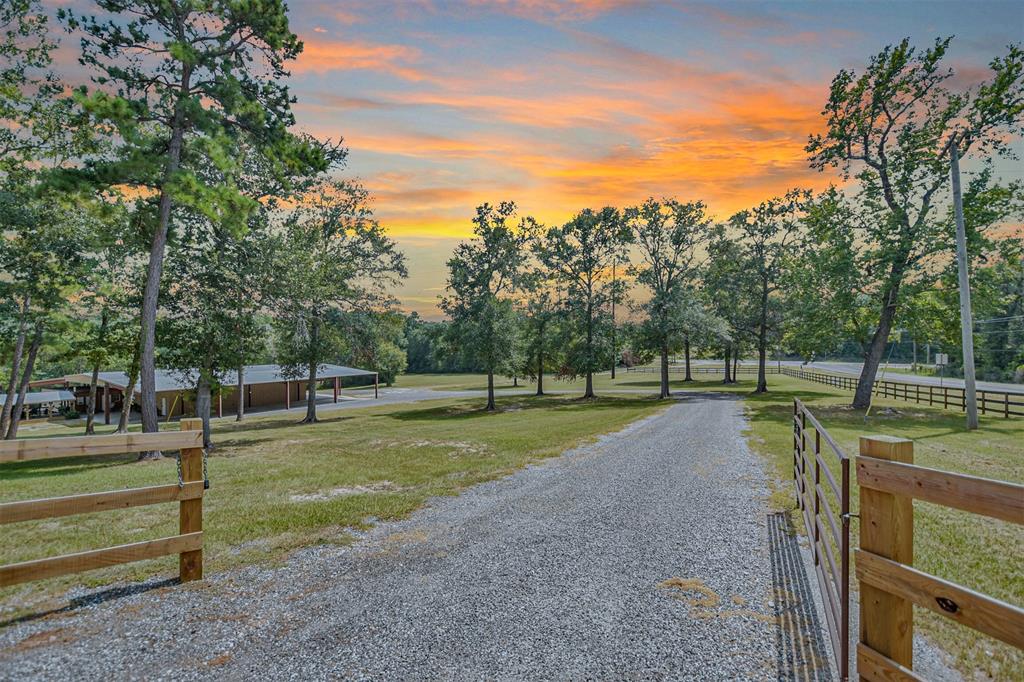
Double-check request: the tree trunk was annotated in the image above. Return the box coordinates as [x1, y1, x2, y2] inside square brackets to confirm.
[535, 348, 544, 396]
[513, 375, 518, 387]
[683, 336, 692, 382]
[486, 369, 496, 410]
[195, 372, 213, 449]
[5, 322, 43, 440]
[1, 296, 29, 437]
[659, 343, 670, 399]
[117, 352, 139, 434]
[732, 347, 740, 383]
[85, 364, 101, 435]
[723, 345, 732, 384]
[301, 360, 319, 423]
[85, 311, 109, 435]
[755, 278, 769, 393]
[854, 283, 901, 409]
[236, 362, 245, 421]
[583, 296, 595, 399]
[139, 65, 192, 447]
[300, 319, 320, 423]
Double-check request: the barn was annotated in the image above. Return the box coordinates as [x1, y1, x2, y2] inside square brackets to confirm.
[0, 389, 76, 420]
[30, 364, 378, 424]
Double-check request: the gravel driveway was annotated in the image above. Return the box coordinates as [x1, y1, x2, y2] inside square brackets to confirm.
[0, 393, 832, 680]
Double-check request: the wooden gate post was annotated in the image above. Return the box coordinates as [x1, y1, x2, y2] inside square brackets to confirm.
[858, 435, 914, 676]
[179, 418, 204, 582]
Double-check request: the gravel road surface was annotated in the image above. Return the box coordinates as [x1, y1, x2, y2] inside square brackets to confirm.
[1, 393, 832, 680]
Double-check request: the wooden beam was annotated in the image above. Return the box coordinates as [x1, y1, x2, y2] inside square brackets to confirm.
[178, 418, 204, 582]
[0, 532, 202, 587]
[858, 436, 915, 673]
[0, 431, 203, 463]
[0, 482, 203, 525]
[856, 643, 924, 682]
[856, 549, 1024, 650]
[857, 457, 1023, 525]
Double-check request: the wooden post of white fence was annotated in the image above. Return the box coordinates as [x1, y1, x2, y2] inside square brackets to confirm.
[858, 435, 914, 677]
[179, 418, 204, 582]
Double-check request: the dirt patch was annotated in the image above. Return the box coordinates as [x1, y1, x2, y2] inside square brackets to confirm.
[369, 439, 489, 456]
[657, 577, 778, 625]
[657, 577, 720, 608]
[204, 653, 232, 667]
[8, 627, 76, 653]
[290, 481, 404, 502]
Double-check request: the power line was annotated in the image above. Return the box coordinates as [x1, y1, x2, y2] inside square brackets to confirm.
[975, 315, 1024, 324]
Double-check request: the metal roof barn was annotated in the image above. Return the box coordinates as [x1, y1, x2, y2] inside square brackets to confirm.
[29, 364, 379, 422]
[55, 364, 376, 393]
[0, 390, 75, 406]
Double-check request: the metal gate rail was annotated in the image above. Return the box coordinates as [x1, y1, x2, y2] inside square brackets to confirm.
[793, 398, 850, 681]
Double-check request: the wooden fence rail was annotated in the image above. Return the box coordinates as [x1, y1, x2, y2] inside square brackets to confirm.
[0, 419, 207, 587]
[783, 367, 1024, 418]
[856, 436, 1024, 680]
[624, 366, 782, 375]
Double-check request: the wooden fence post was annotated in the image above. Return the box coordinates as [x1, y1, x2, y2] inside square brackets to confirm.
[858, 435, 914, 676]
[179, 418, 204, 582]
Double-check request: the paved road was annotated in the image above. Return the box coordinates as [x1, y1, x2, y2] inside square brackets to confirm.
[805, 362, 1022, 393]
[0, 393, 833, 681]
[680, 359, 1022, 393]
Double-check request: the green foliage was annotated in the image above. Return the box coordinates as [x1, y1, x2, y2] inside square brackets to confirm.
[805, 36, 1024, 401]
[272, 178, 406, 419]
[626, 198, 713, 392]
[534, 207, 630, 395]
[518, 275, 562, 386]
[0, 191, 93, 318]
[0, 1, 90, 179]
[59, 0, 327, 222]
[341, 310, 408, 386]
[788, 171, 1023, 380]
[441, 202, 531, 408]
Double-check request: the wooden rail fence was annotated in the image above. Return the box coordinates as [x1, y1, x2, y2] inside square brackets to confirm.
[0, 419, 207, 587]
[793, 398, 851, 681]
[624, 366, 782, 375]
[783, 367, 1024, 418]
[855, 436, 1024, 680]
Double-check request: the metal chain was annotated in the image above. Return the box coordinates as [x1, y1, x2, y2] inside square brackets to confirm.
[175, 451, 184, 488]
[202, 448, 210, 490]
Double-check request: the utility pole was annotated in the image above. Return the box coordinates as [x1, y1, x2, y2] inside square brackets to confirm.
[950, 140, 979, 429]
[610, 258, 616, 380]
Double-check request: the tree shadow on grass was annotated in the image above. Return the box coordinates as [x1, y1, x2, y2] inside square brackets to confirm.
[215, 414, 360, 435]
[0, 455, 151, 482]
[387, 395, 661, 422]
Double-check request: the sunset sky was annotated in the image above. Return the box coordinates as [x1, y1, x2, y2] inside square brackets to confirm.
[59, 0, 1024, 317]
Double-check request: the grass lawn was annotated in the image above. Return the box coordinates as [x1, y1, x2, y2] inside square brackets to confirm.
[0, 392, 665, 617]
[676, 373, 1023, 681]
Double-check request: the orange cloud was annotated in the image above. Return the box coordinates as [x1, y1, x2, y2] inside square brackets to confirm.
[465, 0, 646, 21]
[292, 37, 430, 82]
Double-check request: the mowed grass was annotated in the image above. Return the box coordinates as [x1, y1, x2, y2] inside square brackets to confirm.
[675, 373, 1023, 681]
[1, 393, 665, 615]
